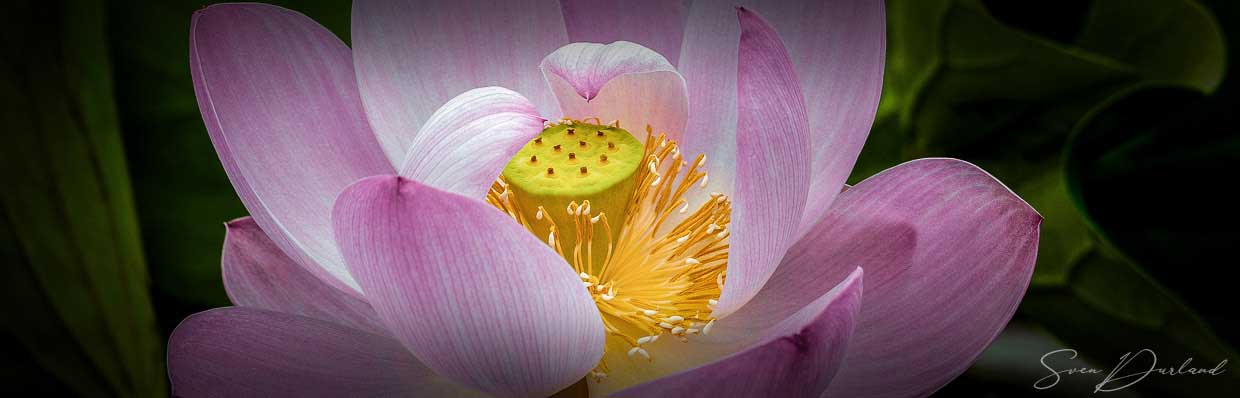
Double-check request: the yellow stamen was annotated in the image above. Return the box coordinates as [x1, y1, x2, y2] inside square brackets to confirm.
[486, 118, 729, 381]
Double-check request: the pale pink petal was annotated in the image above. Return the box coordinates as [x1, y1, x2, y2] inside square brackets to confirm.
[191, 3, 391, 293]
[776, 158, 1040, 398]
[541, 41, 688, 143]
[222, 217, 387, 336]
[712, 8, 811, 317]
[331, 176, 604, 397]
[615, 269, 863, 398]
[785, 0, 886, 234]
[398, 87, 545, 199]
[677, 1, 741, 193]
[168, 307, 480, 397]
[719, 222, 914, 330]
[678, 0, 886, 230]
[559, 0, 690, 65]
[352, 0, 569, 164]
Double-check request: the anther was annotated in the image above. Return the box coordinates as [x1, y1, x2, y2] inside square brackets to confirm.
[642, 309, 658, 316]
[684, 258, 701, 265]
[665, 316, 684, 323]
[627, 347, 650, 360]
[671, 326, 686, 335]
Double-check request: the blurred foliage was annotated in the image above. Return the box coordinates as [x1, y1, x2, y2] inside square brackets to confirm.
[0, 0, 165, 396]
[854, 0, 1239, 395]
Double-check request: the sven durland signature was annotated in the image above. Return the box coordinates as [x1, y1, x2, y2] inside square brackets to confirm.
[1034, 348, 1228, 392]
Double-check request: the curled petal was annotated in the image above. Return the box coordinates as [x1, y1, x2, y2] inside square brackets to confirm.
[678, 0, 886, 232]
[713, 7, 812, 317]
[541, 41, 688, 143]
[399, 87, 545, 199]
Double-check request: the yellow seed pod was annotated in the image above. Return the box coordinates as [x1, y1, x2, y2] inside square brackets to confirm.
[501, 122, 643, 254]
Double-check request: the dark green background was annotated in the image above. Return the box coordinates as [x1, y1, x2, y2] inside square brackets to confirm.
[3, 0, 1237, 396]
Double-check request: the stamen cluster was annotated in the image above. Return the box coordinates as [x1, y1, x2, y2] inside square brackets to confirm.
[488, 119, 730, 382]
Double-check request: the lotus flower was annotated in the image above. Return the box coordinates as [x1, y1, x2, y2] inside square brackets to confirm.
[169, 0, 1041, 397]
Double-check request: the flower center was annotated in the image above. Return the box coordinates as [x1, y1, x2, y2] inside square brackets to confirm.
[488, 118, 730, 382]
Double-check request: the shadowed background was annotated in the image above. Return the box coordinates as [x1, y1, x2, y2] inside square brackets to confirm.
[2, 0, 1237, 396]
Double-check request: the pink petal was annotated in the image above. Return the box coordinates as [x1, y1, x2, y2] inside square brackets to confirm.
[784, 158, 1041, 398]
[720, 222, 914, 331]
[191, 3, 391, 293]
[615, 269, 863, 398]
[222, 217, 387, 336]
[331, 176, 604, 397]
[678, 0, 886, 232]
[541, 42, 688, 143]
[352, 0, 569, 164]
[559, 0, 690, 65]
[712, 8, 812, 317]
[168, 307, 479, 397]
[398, 87, 546, 199]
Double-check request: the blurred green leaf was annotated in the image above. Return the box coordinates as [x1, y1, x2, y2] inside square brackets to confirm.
[985, 108, 1239, 394]
[878, 0, 1222, 158]
[1077, 0, 1226, 92]
[0, 0, 165, 396]
[107, 0, 352, 316]
[862, 0, 1226, 277]
[1066, 83, 1240, 342]
[1023, 242, 1240, 395]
